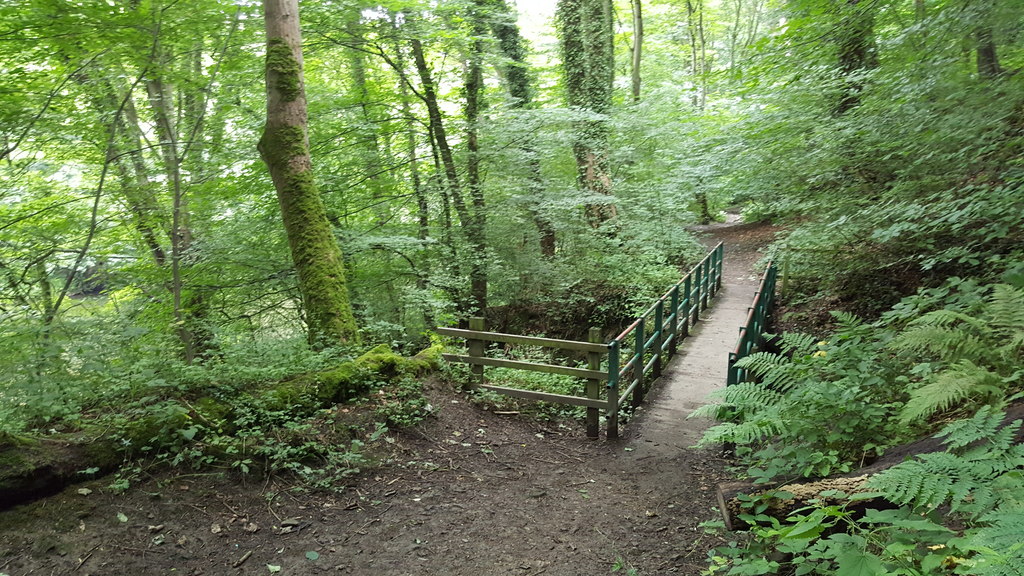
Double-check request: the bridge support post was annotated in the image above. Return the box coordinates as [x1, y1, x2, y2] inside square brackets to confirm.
[653, 300, 663, 379]
[607, 340, 620, 439]
[585, 327, 602, 440]
[467, 316, 486, 389]
[668, 286, 679, 357]
[693, 265, 703, 324]
[632, 318, 645, 408]
[682, 275, 691, 338]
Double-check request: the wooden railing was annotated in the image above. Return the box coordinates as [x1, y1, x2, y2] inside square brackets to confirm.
[726, 261, 777, 386]
[437, 243, 724, 439]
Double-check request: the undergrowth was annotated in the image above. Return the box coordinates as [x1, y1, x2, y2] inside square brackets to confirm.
[700, 278, 1024, 575]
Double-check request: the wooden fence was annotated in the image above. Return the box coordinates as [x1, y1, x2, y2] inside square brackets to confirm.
[437, 243, 724, 439]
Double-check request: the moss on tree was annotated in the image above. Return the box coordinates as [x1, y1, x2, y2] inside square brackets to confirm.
[265, 38, 301, 102]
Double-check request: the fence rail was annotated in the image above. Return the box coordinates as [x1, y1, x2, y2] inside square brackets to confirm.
[726, 261, 778, 386]
[438, 243, 724, 439]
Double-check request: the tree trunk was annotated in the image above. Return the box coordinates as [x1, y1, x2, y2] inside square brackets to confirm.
[464, 10, 488, 315]
[489, 0, 557, 256]
[630, 0, 643, 103]
[975, 25, 1002, 79]
[411, 37, 488, 315]
[259, 0, 359, 348]
[834, 0, 878, 115]
[557, 0, 617, 228]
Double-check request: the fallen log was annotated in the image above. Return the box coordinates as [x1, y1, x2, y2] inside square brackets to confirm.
[716, 402, 1024, 530]
[716, 475, 877, 530]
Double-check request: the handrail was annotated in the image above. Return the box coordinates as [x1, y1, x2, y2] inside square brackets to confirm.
[726, 261, 778, 386]
[438, 243, 726, 440]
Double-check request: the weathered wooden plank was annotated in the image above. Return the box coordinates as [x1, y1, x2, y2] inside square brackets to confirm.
[481, 384, 606, 409]
[435, 327, 607, 353]
[442, 353, 607, 380]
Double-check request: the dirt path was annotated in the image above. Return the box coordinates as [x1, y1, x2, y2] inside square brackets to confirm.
[0, 222, 777, 576]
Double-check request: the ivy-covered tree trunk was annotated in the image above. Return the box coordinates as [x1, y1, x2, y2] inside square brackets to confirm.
[259, 0, 359, 347]
[489, 0, 557, 256]
[834, 0, 878, 116]
[557, 0, 617, 227]
[464, 8, 488, 315]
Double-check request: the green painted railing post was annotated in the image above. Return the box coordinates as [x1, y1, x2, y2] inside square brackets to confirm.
[727, 351, 739, 386]
[700, 258, 710, 311]
[653, 300, 664, 379]
[633, 318, 645, 408]
[716, 244, 724, 290]
[467, 316, 486, 389]
[669, 285, 680, 356]
[585, 327, 602, 440]
[693, 265, 702, 323]
[607, 340, 620, 439]
[709, 249, 718, 299]
[682, 274, 691, 338]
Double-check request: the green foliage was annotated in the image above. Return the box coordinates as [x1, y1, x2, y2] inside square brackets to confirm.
[893, 284, 1024, 424]
[708, 407, 1024, 576]
[698, 313, 905, 481]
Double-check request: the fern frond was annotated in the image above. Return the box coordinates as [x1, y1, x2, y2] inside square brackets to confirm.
[870, 408, 1022, 516]
[964, 509, 1024, 576]
[892, 325, 987, 362]
[935, 404, 1005, 450]
[734, 351, 787, 376]
[698, 413, 785, 447]
[986, 284, 1024, 337]
[780, 332, 817, 356]
[912, 309, 987, 330]
[830, 310, 862, 330]
[734, 351, 805, 393]
[899, 360, 1003, 424]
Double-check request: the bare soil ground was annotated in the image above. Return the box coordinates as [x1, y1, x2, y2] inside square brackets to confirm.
[0, 221, 779, 576]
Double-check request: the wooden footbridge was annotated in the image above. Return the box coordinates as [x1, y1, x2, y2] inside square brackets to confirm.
[438, 243, 777, 440]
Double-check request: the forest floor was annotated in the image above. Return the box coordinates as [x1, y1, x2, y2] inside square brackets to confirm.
[0, 220, 779, 576]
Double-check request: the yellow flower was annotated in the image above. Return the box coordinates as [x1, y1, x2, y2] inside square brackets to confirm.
[812, 350, 827, 358]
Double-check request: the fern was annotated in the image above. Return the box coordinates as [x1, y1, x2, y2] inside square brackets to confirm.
[868, 407, 1024, 515]
[987, 284, 1024, 338]
[733, 351, 804, 393]
[779, 332, 817, 356]
[958, 508, 1024, 576]
[893, 325, 987, 363]
[936, 404, 1007, 449]
[899, 360, 1003, 424]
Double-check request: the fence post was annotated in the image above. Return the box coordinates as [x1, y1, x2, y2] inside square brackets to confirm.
[467, 316, 485, 389]
[693, 264, 703, 322]
[714, 244, 723, 291]
[701, 258, 710, 311]
[682, 274, 691, 338]
[633, 318, 645, 408]
[653, 300, 664, 379]
[607, 340, 620, 439]
[709, 249, 718, 299]
[586, 327, 602, 440]
[668, 285, 680, 356]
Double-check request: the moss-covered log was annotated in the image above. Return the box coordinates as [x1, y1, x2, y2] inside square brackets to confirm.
[0, 345, 440, 511]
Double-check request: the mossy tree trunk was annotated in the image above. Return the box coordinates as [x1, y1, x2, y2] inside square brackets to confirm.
[834, 0, 878, 116]
[488, 0, 557, 257]
[259, 0, 359, 348]
[557, 0, 617, 228]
